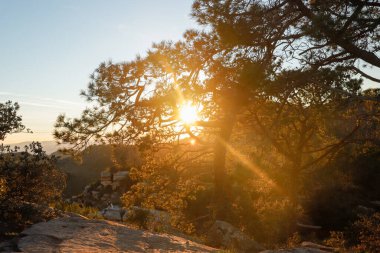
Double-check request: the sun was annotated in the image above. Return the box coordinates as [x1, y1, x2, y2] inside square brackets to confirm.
[179, 101, 199, 124]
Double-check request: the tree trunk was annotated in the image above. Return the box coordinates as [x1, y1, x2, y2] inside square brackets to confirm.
[213, 111, 235, 220]
[286, 155, 303, 209]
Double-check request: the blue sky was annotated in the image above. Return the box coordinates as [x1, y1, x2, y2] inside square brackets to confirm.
[0, 0, 196, 144]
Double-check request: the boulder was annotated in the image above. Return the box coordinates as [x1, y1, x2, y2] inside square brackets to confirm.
[207, 220, 263, 252]
[100, 205, 124, 221]
[17, 216, 217, 252]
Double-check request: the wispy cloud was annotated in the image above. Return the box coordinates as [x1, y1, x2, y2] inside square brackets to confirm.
[18, 101, 71, 109]
[0, 92, 84, 108]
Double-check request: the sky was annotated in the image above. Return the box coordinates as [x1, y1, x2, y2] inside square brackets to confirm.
[0, 0, 197, 144]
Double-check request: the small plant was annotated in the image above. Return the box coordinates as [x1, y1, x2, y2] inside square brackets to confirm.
[324, 231, 346, 252]
[55, 202, 102, 219]
[286, 232, 302, 248]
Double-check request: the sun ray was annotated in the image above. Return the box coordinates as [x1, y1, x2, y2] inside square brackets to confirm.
[217, 137, 284, 194]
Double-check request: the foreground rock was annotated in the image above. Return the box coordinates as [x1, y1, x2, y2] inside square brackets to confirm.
[260, 249, 329, 253]
[260, 241, 335, 253]
[17, 216, 216, 252]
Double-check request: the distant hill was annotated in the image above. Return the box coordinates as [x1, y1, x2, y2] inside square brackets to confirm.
[2, 141, 68, 154]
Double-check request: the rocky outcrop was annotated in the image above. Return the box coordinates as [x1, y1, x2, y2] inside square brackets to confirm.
[101, 170, 113, 186]
[16, 216, 216, 252]
[68, 180, 124, 209]
[67, 170, 131, 209]
[206, 220, 263, 252]
[100, 170, 130, 190]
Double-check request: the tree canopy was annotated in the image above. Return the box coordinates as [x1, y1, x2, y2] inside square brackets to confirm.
[54, 0, 380, 224]
[192, 0, 380, 81]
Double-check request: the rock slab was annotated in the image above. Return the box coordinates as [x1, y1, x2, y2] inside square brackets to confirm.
[260, 249, 329, 253]
[17, 217, 216, 252]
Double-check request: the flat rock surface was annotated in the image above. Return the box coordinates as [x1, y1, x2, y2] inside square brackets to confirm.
[260, 248, 330, 253]
[16, 217, 216, 252]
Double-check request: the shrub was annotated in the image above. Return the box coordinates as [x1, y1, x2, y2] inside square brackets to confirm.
[324, 231, 346, 252]
[286, 232, 302, 248]
[350, 213, 380, 252]
[324, 213, 380, 252]
[0, 143, 66, 235]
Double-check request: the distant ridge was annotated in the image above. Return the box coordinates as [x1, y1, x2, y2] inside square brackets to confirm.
[0, 141, 68, 154]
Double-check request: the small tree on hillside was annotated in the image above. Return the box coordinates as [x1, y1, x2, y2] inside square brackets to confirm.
[0, 101, 26, 140]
